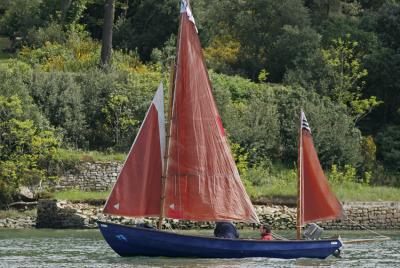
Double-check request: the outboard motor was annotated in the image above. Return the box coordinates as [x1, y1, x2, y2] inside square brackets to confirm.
[303, 223, 323, 240]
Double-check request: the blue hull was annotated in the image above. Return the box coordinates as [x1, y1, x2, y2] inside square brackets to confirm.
[98, 221, 342, 259]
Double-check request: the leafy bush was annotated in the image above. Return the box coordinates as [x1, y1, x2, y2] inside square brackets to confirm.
[0, 60, 49, 128]
[329, 164, 358, 184]
[28, 71, 87, 148]
[19, 31, 100, 71]
[226, 87, 280, 162]
[360, 135, 377, 174]
[26, 22, 67, 48]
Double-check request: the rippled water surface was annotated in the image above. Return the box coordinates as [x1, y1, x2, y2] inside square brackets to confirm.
[0, 229, 399, 267]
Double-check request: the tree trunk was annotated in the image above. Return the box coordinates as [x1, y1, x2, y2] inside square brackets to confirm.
[100, 0, 115, 68]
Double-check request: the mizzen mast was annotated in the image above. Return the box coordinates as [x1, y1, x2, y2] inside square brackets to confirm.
[297, 109, 304, 240]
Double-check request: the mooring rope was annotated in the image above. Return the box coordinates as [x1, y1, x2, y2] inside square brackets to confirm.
[346, 217, 391, 239]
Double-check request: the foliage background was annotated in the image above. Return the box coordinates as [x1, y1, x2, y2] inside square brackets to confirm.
[1, 0, 400, 204]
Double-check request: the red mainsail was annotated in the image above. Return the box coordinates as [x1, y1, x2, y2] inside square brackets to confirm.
[299, 111, 344, 225]
[163, 2, 259, 223]
[103, 84, 165, 217]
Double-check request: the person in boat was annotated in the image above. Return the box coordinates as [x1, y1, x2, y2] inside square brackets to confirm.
[260, 224, 273, 240]
[214, 222, 239, 239]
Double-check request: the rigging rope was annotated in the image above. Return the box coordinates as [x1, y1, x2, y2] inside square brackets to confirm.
[270, 216, 393, 242]
[271, 231, 289, 240]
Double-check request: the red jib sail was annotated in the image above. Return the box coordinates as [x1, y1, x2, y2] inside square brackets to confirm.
[299, 111, 344, 225]
[164, 1, 259, 223]
[103, 83, 165, 217]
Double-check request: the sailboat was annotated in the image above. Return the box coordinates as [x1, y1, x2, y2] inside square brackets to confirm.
[98, 0, 344, 259]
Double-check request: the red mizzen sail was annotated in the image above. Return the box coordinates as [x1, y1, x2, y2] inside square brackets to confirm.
[103, 84, 165, 217]
[164, 2, 259, 223]
[299, 111, 344, 225]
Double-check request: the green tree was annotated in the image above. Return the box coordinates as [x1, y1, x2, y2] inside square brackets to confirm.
[0, 0, 42, 37]
[199, 0, 311, 80]
[376, 1, 400, 50]
[361, 2, 400, 132]
[203, 35, 240, 74]
[113, 0, 179, 61]
[268, 26, 321, 82]
[376, 125, 400, 175]
[0, 60, 49, 127]
[322, 35, 381, 123]
[274, 85, 362, 168]
[305, 0, 343, 25]
[0, 95, 59, 206]
[211, 72, 362, 168]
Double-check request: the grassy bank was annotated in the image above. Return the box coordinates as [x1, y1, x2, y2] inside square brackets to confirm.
[57, 149, 126, 163]
[333, 183, 400, 202]
[0, 209, 36, 219]
[254, 177, 400, 202]
[52, 190, 109, 201]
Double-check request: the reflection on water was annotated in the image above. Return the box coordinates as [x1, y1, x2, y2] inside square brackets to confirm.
[0, 229, 399, 268]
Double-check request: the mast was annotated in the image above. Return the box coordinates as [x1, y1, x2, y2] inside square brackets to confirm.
[158, 60, 176, 229]
[296, 109, 303, 240]
[158, 1, 186, 228]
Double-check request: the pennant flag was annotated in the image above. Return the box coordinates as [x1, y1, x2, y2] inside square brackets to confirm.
[301, 110, 311, 133]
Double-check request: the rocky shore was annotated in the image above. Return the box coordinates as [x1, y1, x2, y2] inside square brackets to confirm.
[1, 200, 399, 230]
[0, 200, 299, 229]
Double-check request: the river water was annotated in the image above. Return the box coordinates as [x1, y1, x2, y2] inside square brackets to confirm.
[0, 229, 399, 267]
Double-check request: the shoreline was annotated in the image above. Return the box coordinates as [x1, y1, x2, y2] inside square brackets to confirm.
[0, 200, 399, 230]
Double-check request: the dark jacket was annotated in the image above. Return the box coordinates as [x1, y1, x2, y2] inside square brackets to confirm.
[214, 222, 239, 239]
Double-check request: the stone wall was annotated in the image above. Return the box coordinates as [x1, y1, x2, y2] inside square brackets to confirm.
[257, 202, 400, 230]
[36, 199, 86, 228]
[0, 216, 36, 228]
[55, 162, 122, 191]
[320, 202, 400, 230]
[34, 200, 400, 230]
